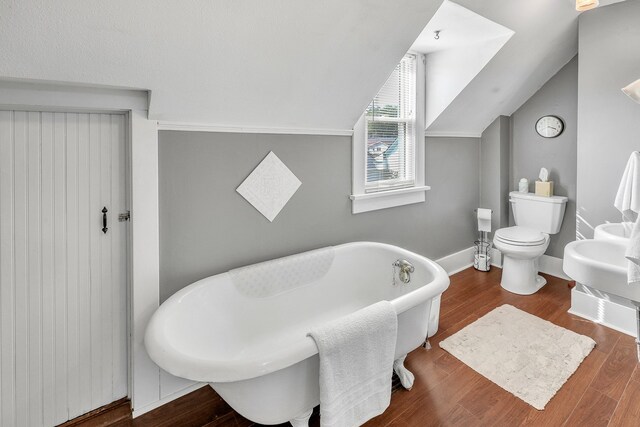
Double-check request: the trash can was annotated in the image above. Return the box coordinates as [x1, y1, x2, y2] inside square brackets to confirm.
[474, 239, 491, 272]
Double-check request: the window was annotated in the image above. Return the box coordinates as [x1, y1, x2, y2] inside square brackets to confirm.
[365, 54, 416, 192]
[351, 53, 428, 214]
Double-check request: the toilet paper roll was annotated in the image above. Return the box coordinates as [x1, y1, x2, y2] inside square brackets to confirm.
[477, 208, 492, 232]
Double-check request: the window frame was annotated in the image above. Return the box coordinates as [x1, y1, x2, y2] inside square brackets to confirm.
[350, 52, 428, 214]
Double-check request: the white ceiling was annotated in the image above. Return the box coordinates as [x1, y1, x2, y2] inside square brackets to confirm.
[0, 0, 442, 131]
[0, 0, 629, 135]
[426, 0, 580, 136]
[426, 0, 628, 136]
[411, 1, 514, 129]
[410, 0, 513, 54]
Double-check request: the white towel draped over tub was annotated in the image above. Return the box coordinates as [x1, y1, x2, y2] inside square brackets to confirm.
[308, 301, 397, 427]
[615, 151, 640, 284]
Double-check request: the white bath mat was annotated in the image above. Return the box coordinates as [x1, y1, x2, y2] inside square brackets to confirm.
[439, 304, 596, 410]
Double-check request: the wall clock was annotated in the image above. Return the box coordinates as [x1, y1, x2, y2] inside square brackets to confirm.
[535, 115, 564, 138]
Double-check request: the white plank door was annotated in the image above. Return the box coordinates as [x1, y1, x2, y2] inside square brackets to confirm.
[0, 111, 128, 426]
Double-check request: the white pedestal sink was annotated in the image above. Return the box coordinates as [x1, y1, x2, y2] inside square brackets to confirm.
[593, 222, 632, 246]
[564, 240, 640, 301]
[563, 238, 640, 360]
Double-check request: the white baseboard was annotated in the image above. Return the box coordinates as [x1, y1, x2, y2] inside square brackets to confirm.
[435, 246, 501, 275]
[434, 247, 569, 281]
[133, 382, 207, 418]
[539, 254, 570, 280]
[491, 248, 502, 268]
[489, 250, 568, 280]
[436, 247, 474, 275]
[569, 286, 636, 337]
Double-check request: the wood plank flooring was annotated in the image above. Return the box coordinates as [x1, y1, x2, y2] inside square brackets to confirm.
[57, 398, 132, 427]
[63, 267, 640, 427]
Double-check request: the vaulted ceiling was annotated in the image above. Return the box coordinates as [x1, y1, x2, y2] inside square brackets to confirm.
[426, 0, 627, 136]
[0, 0, 628, 135]
[0, 0, 441, 131]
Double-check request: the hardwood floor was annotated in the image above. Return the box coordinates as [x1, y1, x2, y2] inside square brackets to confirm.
[57, 398, 132, 427]
[63, 267, 640, 427]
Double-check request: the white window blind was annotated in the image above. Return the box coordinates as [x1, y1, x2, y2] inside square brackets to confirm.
[365, 54, 416, 193]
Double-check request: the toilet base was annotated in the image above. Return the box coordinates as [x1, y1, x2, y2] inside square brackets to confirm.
[500, 256, 547, 295]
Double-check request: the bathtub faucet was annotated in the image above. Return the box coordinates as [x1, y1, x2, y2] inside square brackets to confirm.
[393, 259, 415, 284]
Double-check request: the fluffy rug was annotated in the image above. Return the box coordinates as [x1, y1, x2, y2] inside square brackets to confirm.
[439, 304, 596, 410]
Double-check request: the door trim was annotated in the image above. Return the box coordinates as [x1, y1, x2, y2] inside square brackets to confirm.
[0, 83, 161, 418]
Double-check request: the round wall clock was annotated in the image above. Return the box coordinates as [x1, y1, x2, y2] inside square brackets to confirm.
[535, 115, 564, 138]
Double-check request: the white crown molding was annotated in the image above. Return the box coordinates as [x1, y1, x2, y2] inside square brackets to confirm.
[157, 121, 353, 136]
[425, 130, 481, 138]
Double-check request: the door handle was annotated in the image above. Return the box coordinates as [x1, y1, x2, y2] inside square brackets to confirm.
[102, 207, 108, 234]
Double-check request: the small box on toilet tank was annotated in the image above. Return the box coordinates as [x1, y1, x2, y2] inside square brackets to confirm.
[535, 180, 554, 197]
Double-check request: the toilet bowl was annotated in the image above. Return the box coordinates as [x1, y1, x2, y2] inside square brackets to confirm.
[493, 192, 567, 295]
[493, 226, 550, 295]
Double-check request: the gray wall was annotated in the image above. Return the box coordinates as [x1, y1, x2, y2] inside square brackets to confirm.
[510, 56, 578, 257]
[480, 115, 510, 236]
[577, 1, 640, 238]
[425, 136, 481, 256]
[159, 132, 480, 301]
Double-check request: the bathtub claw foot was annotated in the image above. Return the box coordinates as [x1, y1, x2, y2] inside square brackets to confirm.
[290, 409, 313, 427]
[393, 355, 415, 390]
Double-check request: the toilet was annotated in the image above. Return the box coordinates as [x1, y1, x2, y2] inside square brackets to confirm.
[493, 191, 568, 295]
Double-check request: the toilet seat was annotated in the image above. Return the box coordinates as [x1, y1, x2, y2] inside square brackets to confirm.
[494, 226, 546, 246]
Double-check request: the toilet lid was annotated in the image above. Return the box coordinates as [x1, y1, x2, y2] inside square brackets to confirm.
[494, 226, 546, 245]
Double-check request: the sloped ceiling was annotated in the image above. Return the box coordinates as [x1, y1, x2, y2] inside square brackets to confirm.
[0, 0, 441, 132]
[410, 1, 514, 129]
[426, 0, 628, 136]
[426, 0, 581, 136]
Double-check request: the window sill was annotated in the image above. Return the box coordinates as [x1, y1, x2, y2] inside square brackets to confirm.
[349, 185, 430, 214]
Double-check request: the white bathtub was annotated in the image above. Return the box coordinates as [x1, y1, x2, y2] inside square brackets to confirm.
[145, 242, 449, 425]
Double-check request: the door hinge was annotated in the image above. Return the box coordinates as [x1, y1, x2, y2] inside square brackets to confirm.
[118, 211, 131, 222]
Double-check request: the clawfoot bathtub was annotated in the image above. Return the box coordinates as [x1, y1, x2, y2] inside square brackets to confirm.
[145, 242, 449, 425]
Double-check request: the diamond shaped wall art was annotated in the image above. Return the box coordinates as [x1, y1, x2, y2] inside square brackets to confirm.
[236, 151, 302, 222]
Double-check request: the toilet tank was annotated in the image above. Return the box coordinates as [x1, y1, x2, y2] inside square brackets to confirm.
[510, 191, 568, 234]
